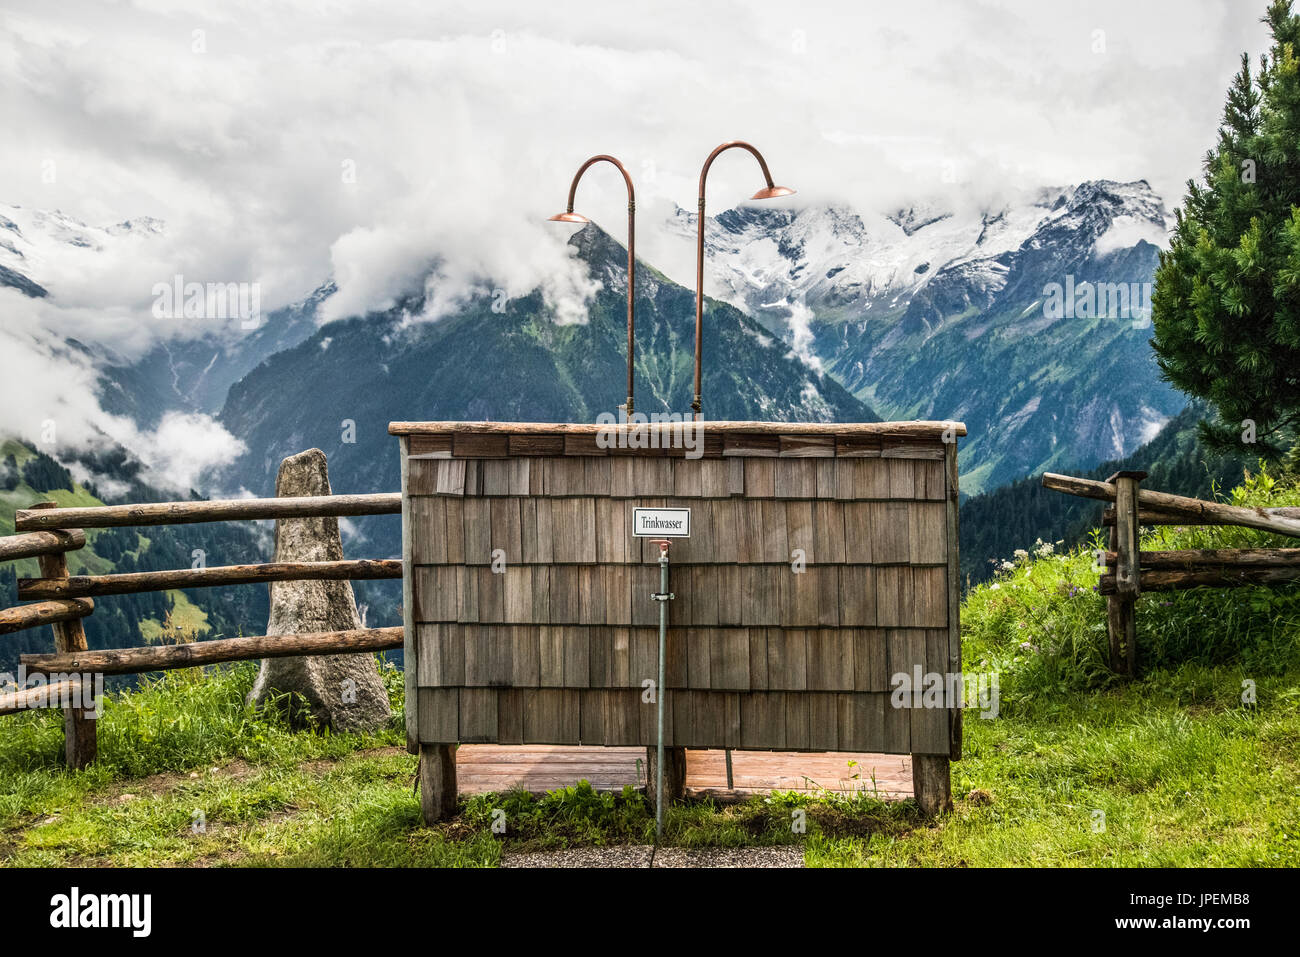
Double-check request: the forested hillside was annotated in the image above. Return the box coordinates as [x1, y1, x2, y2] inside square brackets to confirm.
[958, 401, 1256, 584]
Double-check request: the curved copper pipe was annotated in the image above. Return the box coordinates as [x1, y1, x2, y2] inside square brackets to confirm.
[551, 155, 637, 415]
[692, 141, 794, 420]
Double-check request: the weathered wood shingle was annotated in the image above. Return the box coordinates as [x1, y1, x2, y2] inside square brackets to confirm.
[400, 421, 960, 754]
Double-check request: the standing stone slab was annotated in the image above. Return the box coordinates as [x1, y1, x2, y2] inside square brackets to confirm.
[247, 449, 392, 731]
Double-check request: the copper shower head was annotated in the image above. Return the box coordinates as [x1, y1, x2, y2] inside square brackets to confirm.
[750, 185, 796, 200]
[547, 211, 591, 224]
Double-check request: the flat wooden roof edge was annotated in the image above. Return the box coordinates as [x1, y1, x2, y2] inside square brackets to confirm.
[388, 420, 967, 437]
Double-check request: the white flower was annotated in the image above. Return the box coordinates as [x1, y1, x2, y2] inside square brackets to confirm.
[989, 583, 1001, 590]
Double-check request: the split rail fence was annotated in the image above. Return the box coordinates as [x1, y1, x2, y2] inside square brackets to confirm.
[0, 493, 404, 767]
[1042, 470, 1300, 675]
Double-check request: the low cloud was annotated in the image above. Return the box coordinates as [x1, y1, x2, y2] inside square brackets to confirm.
[1095, 215, 1171, 257]
[0, 298, 246, 492]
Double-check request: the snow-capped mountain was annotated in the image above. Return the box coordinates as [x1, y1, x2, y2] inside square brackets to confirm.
[669, 181, 1168, 335]
[665, 180, 1180, 492]
[0, 203, 165, 299]
[4, 179, 1189, 500]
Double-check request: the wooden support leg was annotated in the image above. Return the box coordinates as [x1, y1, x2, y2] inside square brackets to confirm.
[418, 743, 458, 824]
[30, 502, 96, 769]
[644, 746, 687, 803]
[911, 754, 953, 817]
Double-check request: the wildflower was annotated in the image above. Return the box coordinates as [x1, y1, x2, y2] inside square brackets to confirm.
[1013, 549, 1029, 560]
[989, 583, 1001, 590]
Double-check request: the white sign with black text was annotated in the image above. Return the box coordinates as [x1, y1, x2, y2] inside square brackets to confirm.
[632, 507, 691, 537]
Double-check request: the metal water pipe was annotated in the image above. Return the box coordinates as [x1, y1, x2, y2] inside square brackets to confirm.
[648, 538, 674, 838]
[691, 141, 795, 421]
[548, 154, 638, 415]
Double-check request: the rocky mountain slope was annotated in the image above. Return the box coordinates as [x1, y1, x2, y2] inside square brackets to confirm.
[666, 180, 1182, 493]
[215, 223, 875, 562]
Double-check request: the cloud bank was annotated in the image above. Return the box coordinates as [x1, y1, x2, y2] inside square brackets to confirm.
[0, 0, 1273, 484]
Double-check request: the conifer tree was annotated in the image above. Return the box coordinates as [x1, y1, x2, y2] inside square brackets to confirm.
[1151, 0, 1300, 455]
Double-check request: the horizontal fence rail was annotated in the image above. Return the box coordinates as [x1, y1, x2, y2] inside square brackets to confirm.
[1102, 505, 1300, 526]
[0, 679, 84, 717]
[1042, 472, 1300, 539]
[18, 559, 403, 599]
[1102, 548, 1300, 568]
[14, 492, 402, 531]
[1097, 566, 1300, 594]
[0, 528, 86, 563]
[22, 626, 404, 676]
[0, 597, 94, 635]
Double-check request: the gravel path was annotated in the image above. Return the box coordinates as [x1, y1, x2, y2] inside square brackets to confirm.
[501, 845, 804, 868]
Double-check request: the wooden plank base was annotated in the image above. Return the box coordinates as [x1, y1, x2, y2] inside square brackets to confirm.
[451, 745, 913, 799]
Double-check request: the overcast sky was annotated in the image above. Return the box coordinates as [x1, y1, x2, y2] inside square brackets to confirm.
[0, 0, 1275, 487]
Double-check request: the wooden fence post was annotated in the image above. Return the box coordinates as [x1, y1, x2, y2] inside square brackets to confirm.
[28, 502, 96, 768]
[1107, 471, 1145, 677]
[1105, 522, 1124, 672]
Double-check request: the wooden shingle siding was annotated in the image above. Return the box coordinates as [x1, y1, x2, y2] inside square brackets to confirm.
[416, 565, 942, 628]
[419, 624, 931, 692]
[396, 421, 962, 756]
[417, 688, 458, 742]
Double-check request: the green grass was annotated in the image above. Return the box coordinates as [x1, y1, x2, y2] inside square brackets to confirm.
[1, 657, 1295, 867]
[1, 472, 1298, 867]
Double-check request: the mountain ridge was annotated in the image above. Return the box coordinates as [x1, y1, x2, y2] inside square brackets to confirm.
[664, 179, 1181, 493]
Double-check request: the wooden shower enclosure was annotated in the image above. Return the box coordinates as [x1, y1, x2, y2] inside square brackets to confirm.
[389, 419, 965, 821]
